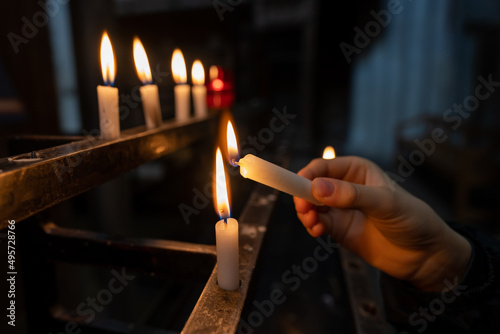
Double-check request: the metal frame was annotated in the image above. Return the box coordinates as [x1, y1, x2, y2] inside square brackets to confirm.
[0, 115, 218, 229]
[340, 248, 389, 334]
[2, 114, 280, 333]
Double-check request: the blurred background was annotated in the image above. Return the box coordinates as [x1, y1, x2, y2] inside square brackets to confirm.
[1, 0, 500, 333]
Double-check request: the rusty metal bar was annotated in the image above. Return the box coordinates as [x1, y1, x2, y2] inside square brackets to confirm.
[339, 248, 388, 333]
[0, 114, 218, 228]
[41, 221, 217, 280]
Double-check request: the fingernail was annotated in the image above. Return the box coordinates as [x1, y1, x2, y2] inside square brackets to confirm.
[313, 178, 334, 197]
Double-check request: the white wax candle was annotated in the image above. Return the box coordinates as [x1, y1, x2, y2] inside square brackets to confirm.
[238, 154, 323, 206]
[174, 84, 190, 122]
[192, 84, 207, 118]
[97, 85, 120, 140]
[215, 218, 239, 290]
[139, 84, 162, 129]
[191, 60, 207, 118]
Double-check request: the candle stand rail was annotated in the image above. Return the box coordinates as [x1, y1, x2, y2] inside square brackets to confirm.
[0, 115, 218, 229]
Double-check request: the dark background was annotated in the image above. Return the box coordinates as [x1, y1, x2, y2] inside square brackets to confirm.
[0, 0, 499, 333]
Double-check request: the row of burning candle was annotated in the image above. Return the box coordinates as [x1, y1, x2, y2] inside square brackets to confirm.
[97, 31, 210, 140]
[214, 117, 337, 290]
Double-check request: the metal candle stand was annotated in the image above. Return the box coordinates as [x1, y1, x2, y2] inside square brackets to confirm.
[0, 113, 281, 333]
[0, 112, 388, 333]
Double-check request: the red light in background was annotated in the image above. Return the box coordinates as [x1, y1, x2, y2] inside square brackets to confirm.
[212, 79, 224, 91]
[207, 66, 234, 109]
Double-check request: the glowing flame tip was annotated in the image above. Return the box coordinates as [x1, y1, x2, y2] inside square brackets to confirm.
[322, 146, 336, 160]
[133, 37, 152, 85]
[171, 48, 187, 84]
[100, 31, 116, 86]
[215, 147, 231, 219]
[227, 121, 239, 166]
[191, 60, 205, 85]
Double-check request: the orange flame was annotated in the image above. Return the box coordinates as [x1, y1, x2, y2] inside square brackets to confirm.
[100, 31, 115, 86]
[171, 48, 187, 84]
[191, 60, 205, 85]
[133, 37, 152, 85]
[227, 120, 239, 166]
[322, 146, 336, 159]
[215, 147, 231, 219]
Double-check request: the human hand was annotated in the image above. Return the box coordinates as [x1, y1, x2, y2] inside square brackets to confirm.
[293, 156, 471, 291]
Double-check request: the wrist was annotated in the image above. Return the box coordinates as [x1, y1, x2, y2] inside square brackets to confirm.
[409, 229, 472, 292]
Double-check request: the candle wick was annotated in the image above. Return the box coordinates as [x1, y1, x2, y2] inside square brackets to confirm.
[219, 209, 228, 223]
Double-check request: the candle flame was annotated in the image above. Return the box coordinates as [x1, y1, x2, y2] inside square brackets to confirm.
[209, 65, 219, 81]
[322, 146, 336, 159]
[133, 37, 152, 85]
[191, 60, 205, 85]
[100, 31, 116, 86]
[227, 120, 239, 166]
[215, 147, 231, 219]
[171, 48, 187, 84]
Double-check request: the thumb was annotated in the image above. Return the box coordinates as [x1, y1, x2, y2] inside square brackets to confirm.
[312, 177, 393, 215]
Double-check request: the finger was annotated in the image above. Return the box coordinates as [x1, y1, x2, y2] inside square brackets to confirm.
[305, 222, 326, 238]
[316, 209, 356, 244]
[310, 223, 326, 237]
[298, 156, 375, 180]
[296, 208, 319, 229]
[293, 195, 314, 214]
[312, 177, 394, 217]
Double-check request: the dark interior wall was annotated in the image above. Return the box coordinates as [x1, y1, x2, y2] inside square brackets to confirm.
[0, 1, 60, 141]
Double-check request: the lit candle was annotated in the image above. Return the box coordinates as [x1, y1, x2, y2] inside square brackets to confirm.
[133, 37, 162, 129]
[171, 49, 190, 122]
[322, 146, 336, 160]
[214, 146, 239, 291]
[191, 60, 207, 118]
[227, 121, 323, 206]
[97, 31, 120, 140]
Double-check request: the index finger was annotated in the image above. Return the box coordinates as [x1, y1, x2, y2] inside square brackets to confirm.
[298, 156, 371, 182]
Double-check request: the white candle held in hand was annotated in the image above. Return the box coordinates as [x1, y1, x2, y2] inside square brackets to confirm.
[226, 120, 322, 206]
[171, 49, 190, 122]
[238, 154, 323, 206]
[97, 32, 120, 140]
[191, 60, 207, 118]
[214, 147, 239, 291]
[133, 37, 162, 129]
